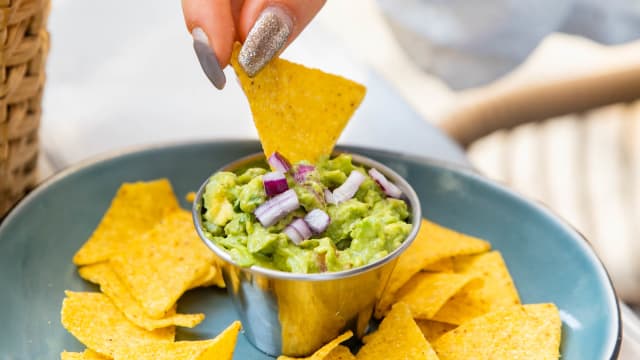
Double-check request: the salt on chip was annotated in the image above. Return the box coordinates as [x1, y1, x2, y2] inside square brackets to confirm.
[376, 219, 491, 317]
[73, 179, 180, 265]
[433, 303, 561, 359]
[394, 272, 477, 319]
[110, 209, 215, 318]
[61, 349, 110, 360]
[357, 303, 438, 360]
[230, 42, 366, 163]
[415, 320, 457, 343]
[115, 321, 241, 360]
[432, 251, 520, 325]
[79, 263, 205, 330]
[60, 291, 174, 358]
[277, 331, 353, 360]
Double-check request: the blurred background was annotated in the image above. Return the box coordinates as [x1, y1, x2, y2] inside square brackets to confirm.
[1, 0, 639, 352]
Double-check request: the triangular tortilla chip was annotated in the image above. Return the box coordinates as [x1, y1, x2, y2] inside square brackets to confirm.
[357, 303, 438, 360]
[433, 304, 561, 359]
[61, 291, 174, 358]
[60, 349, 110, 360]
[376, 219, 491, 317]
[423, 257, 455, 273]
[230, 42, 366, 163]
[79, 263, 205, 330]
[73, 179, 180, 265]
[394, 272, 477, 319]
[188, 263, 225, 289]
[110, 209, 215, 318]
[415, 320, 457, 343]
[277, 331, 353, 360]
[114, 321, 241, 360]
[325, 345, 356, 360]
[432, 251, 520, 325]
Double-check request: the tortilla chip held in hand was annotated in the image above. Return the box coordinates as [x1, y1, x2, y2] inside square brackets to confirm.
[230, 42, 366, 163]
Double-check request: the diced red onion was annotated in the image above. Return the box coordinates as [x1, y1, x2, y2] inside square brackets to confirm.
[284, 226, 304, 245]
[263, 171, 289, 197]
[331, 170, 365, 204]
[368, 168, 403, 198]
[294, 164, 315, 183]
[304, 209, 330, 234]
[324, 189, 336, 205]
[289, 218, 312, 240]
[267, 152, 291, 173]
[254, 189, 299, 227]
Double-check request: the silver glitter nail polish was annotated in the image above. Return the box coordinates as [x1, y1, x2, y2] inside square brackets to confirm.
[192, 28, 226, 90]
[239, 6, 293, 77]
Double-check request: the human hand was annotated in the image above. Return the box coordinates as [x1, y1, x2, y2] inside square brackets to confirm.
[182, 0, 326, 89]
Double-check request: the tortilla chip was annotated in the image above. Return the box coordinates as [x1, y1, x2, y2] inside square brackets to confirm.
[230, 42, 366, 163]
[433, 303, 561, 359]
[423, 257, 455, 272]
[394, 272, 477, 319]
[376, 219, 491, 317]
[114, 321, 241, 360]
[415, 320, 457, 343]
[79, 263, 205, 330]
[277, 331, 353, 360]
[325, 346, 355, 360]
[189, 264, 225, 289]
[61, 291, 174, 358]
[61, 349, 110, 360]
[73, 179, 180, 265]
[110, 209, 215, 318]
[357, 303, 438, 360]
[432, 251, 520, 325]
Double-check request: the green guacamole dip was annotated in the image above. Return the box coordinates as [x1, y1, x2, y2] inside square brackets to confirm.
[200, 154, 411, 273]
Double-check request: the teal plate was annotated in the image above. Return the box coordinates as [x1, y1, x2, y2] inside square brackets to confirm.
[0, 140, 620, 359]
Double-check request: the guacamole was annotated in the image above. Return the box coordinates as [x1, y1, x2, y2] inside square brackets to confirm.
[199, 154, 411, 273]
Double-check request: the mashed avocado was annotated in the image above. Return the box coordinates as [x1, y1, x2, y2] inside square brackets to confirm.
[200, 154, 411, 273]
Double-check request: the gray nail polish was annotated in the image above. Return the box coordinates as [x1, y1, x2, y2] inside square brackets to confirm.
[239, 6, 292, 77]
[192, 28, 226, 90]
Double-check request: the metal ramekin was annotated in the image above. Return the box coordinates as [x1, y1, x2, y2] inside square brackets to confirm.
[192, 152, 421, 357]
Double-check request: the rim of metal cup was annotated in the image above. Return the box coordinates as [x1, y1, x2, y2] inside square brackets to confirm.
[192, 152, 422, 281]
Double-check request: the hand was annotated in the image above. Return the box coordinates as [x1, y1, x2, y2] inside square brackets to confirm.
[182, 0, 326, 89]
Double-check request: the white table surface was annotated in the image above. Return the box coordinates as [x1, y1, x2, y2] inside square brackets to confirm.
[40, 0, 639, 357]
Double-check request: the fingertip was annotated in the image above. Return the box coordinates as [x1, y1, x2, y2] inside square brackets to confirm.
[182, 0, 236, 68]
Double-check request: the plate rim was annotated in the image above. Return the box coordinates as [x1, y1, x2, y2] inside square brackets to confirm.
[0, 139, 622, 359]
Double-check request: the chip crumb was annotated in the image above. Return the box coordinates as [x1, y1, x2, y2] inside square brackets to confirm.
[277, 331, 353, 360]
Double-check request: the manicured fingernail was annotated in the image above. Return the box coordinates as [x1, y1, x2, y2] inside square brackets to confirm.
[239, 6, 292, 77]
[192, 27, 226, 90]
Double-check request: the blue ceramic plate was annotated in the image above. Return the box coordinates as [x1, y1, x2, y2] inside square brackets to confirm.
[0, 141, 620, 359]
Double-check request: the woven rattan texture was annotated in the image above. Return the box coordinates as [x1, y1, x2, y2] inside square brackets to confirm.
[0, 0, 49, 216]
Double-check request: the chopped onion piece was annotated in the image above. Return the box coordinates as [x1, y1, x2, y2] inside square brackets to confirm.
[290, 218, 312, 239]
[284, 226, 303, 245]
[254, 189, 300, 227]
[324, 189, 336, 205]
[294, 164, 315, 183]
[332, 170, 366, 204]
[304, 209, 330, 234]
[368, 168, 403, 198]
[268, 152, 291, 173]
[263, 171, 289, 197]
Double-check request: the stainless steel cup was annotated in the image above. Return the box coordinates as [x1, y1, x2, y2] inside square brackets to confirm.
[192, 153, 421, 357]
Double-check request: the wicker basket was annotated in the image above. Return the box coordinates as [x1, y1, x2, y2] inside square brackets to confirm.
[0, 0, 49, 217]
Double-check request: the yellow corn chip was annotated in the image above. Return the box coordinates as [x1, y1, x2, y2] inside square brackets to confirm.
[433, 303, 561, 359]
[278, 331, 353, 360]
[114, 321, 241, 360]
[415, 320, 457, 343]
[230, 43, 366, 163]
[357, 303, 438, 360]
[73, 179, 180, 265]
[189, 263, 225, 289]
[423, 257, 455, 272]
[432, 251, 520, 325]
[376, 219, 491, 317]
[79, 263, 205, 330]
[325, 346, 355, 360]
[394, 272, 477, 319]
[110, 209, 215, 318]
[61, 349, 110, 360]
[61, 291, 173, 358]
